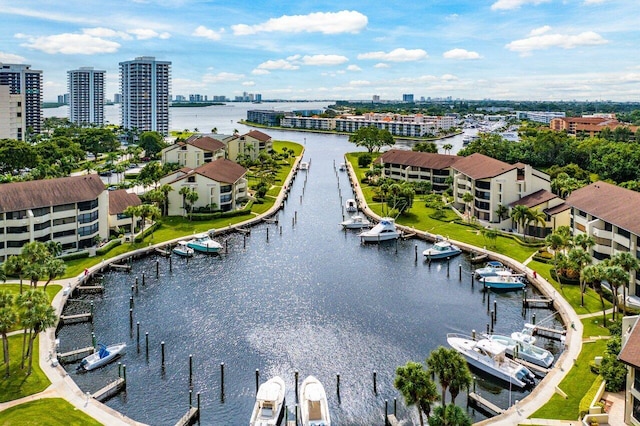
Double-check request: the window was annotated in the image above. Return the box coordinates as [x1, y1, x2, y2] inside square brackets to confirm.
[78, 223, 99, 236]
[53, 216, 76, 226]
[53, 229, 76, 238]
[220, 185, 232, 193]
[34, 220, 51, 231]
[32, 207, 50, 217]
[618, 228, 631, 238]
[78, 199, 98, 211]
[6, 210, 27, 220]
[54, 203, 75, 212]
[7, 240, 29, 248]
[577, 209, 587, 218]
[78, 211, 98, 224]
[6, 226, 27, 234]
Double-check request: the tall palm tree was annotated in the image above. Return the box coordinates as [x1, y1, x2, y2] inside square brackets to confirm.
[428, 404, 472, 426]
[15, 289, 48, 369]
[3, 255, 27, 293]
[442, 143, 453, 155]
[395, 361, 439, 426]
[573, 233, 595, 251]
[526, 209, 547, 239]
[0, 290, 16, 377]
[568, 248, 592, 306]
[22, 301, 56, 375]
[426, 346, 471, 406]
[601, 264, 628, 321]
[510, 205, 529, 238]
[462, 192, 474, 220]
[159, 184, 174, 216]
[583, 264, 608, 324]
[123, 205, 142, 243]
[42, 258, 66, 290]
[494, 204, 509, 223]
[608, 252, 639, 315]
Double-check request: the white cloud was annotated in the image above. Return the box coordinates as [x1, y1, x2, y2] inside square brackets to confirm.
[349, 80, 371, 87]
[491, 0, 551, 11]
[443, 48, 481, 60]
[257, 59, 299, 71]
[0, 51, 26, 62]
[15, 33, 120, 54]
[231, 10, 367, 35]
[127, 28, 171, 40]
[192, 25, 224, 41]
[358, 48, 428, 62]
[374, 63, 390, 68]
[302, 55, 349, 66]
[529, 26, 551, 36]
[251, 69, 270, 75]
[202, 72, 245, 83]
[82, 27, 132, 40]
[346, 65, 361, 71]
[506, 30, 607, 54]
[583, 0, 606, 4]
[242, 81, 255, 86]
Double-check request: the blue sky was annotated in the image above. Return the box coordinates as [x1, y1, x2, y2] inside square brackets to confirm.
[1, 0, 638, 102]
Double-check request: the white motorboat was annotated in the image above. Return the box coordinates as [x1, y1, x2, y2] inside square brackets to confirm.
[173, 240, 194, 257]
[187, 233, 222, 254]
[474, 261, 508, 279]
[447, 333, 535, 388]
[423, 240, 462, 260]
[339, 163, 347, 172]
[77, 343, 126, 372]
[480, 271, 526, 291]
[300, 375, 331, 426]
[358, 217, 401, 242]
[340, 214, 370, 230]
[300, 161, 309, 170]
[249, 376, 286, 426]
[485, 334, 554, 368]
[511, 323, 537, 345]
[345, 198, 357, 212]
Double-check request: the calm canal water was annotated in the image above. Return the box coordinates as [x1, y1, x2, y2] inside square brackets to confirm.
[55, 104, 561, 425]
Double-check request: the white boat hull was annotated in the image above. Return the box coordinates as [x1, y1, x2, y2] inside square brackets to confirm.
[78, 343, 126, 371]
[300, 376, 330, 426]
[486, 334, 554, 368]
[250, 376, 286, 426]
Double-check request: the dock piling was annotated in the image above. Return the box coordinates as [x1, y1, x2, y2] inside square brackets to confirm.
[373, 370, 377, 394]
[220, 362, 225, 400]
[161, 341, 165, 368]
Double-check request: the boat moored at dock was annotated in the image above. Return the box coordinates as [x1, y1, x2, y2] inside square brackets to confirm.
[77, 343, 126, 372]
[484, 334, 554, 368]
[340, 214, 371, 230]
[423, 240, 462, 260]
[249, 376, 286, 426]
[300, 375, 331, 426]
[173, 240, 194, 257]
[187, 233, 223, 254]
[358, 217, 401, 242]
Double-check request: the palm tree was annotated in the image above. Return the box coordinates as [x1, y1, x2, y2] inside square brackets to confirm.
[583, 264, 608, 324]
[568, 248, 592, 306]
[45, 241, 62, 258]
[526, 209, 547, 239]
[573, 233, 595, 251]
[428, 404, 472, 426]
[22, 301, 56, 375]
[608, 252, 640, 315]
[494, 204, 509, 223]
[395, 361, 439, 426]
[15, 289, 48, 370]
[159, 184, 173, 216]
[123, 205, 141, 243]
[442, 143, 453, 155]
[426, 346, 472, 407]
[601, 264, 628, 321]
[461, 192, 473, 220]
[510, 205, 529, 238]
[0, 290, 16, 377]
[42, 257, 66, 290]
[3, 255, 27, 293]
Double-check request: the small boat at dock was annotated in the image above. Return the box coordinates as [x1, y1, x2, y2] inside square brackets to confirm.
[249, 376, 286, 426]
[484, 334, 554, 368]
[480, 271, 525, 290]
[358, 217, 401, 242]
[340, 214, 370, 230]
[300, 375, 331, 426]
[423, 240, 462, 260]
[300, 161, 309, 170]
[345, 198, 357, 212]
[474, 261, 507, 279]
[173, 240, 194, 257]
[77, 343, 126, 372]
[187, 233, 222, 254]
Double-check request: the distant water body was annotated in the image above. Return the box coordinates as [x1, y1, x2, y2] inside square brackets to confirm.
[43, 102, 475, 154]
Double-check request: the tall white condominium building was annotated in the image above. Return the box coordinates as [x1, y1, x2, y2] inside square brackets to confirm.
[68, 67, 105, 126]
[119, 56, 171, 136]
[0, 63, 42, 140]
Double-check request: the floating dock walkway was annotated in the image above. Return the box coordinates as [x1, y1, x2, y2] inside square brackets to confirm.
[92, 378, 126, 402]
[468, 392, 505, 416]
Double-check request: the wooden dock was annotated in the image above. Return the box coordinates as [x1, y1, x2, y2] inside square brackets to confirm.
[57, 346, 94, 363]
[263, 217, 278, 224]
[523, 296, 554, 309]
[468, 392, 504, 416]
[386, 414, 400, 425]
[531, 324, 566, 340]
[173, 407, 199, 426]
[512, 357, 550, 377]
[155, 247, 171, 257]
[109, 263, 132, 271]
[236, 227, 251, 235]
[59, 312, 93, 324]
[93, 378, 126, 402]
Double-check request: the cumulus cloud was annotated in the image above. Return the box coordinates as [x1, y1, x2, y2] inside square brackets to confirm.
[192, 25, 224, 41]
[346, 65, 361, 71]
[443, 48, 481, 60]
[491, 0, 551, 11]
[256, 59, 299, 71]
[374, 63, 390, 68]
[583, 0, 605, 4]
[83, 27, 132, 40]
[202, 72, 245, 83]
[127, 28, 171, 40]
[349, 80, 371, 86]
[242, 81, 255, 86]
[357, 48, 428, 62]
[529, 25, 551, 36]
[506, 29, 607, 54]
[15, 33, 120, 54]
[231, 10, 367, 35]
[301, 55, 349, 66]
[251, 69, 270, 75]
[0, 51, 26, 62]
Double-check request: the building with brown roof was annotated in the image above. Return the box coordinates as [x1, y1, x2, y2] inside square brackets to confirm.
[0, 174, 115, 260]
[566, 181, 640, 304]
[108, 189, 142, 234]
[377, 149, 460, 192]
[509, 189, 570, 237]
[452, 153, 551, 226]
[224, 129, 273, 162]
[161, 135, 226, 169]
[618, 315, 640, 425]
[550, 116, 639, 139]
[160, 158, 248, 216]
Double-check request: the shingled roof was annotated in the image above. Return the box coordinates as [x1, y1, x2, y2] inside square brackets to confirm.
[619, 319, 640, 367]
[244, 130, 272, 142]
[0, 174, 105, 213]
[181, 135, 225, 152]
[378, 149, 460, 170]
[453, 153, 516, 180]
[171, 158, 247, 185]
[510, 189, 558, 208]
[566, 181, 640, 236]
[108, 190, 142, 215]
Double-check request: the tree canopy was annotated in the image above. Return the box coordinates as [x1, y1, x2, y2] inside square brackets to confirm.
[348, 126, 394, 153]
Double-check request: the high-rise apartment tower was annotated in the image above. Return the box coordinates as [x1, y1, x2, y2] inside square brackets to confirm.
[68, 67, 105, 126]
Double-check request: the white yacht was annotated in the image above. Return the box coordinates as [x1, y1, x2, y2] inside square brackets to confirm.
[447, 333, 535, 389]
[345, 198, 357, 212]
[358, 218, 401, 242]
[511, 324, 537, 345]
[340, 214, 371, 230]
[300, 375, 331, 426]
[423, 241, 462, 260]
[249, 376, 286, 426]
[485, 334, 554, 368]
[187, 233, 222, 254]
[474, 261, 508, 279]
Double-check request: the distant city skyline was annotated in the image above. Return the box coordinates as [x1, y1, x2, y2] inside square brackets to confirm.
[0, 0, 638, 102]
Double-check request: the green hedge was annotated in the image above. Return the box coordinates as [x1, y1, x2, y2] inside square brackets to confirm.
[59, 251, 89, 261]
[579, 375, 604, 418]
[96, 239, 121, 255]
[134, 222, 160, 242]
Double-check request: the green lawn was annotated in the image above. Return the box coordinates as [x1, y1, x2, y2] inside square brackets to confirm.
[0, 284, 61, 333]
[0, 335, 50, 403]
[0, 398, 102, 426]
[531, 340, 606, 420]
[582, 316, 613, 338]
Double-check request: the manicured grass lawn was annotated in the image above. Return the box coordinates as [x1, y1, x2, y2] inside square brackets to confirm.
[0, 335, 49, 403]
[582, 316, 613, 338]
[0, 284, 61, 333]
[0, 398, 102, 426]
[527, 260, 612, 316]
[531, 339, 606, 420]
